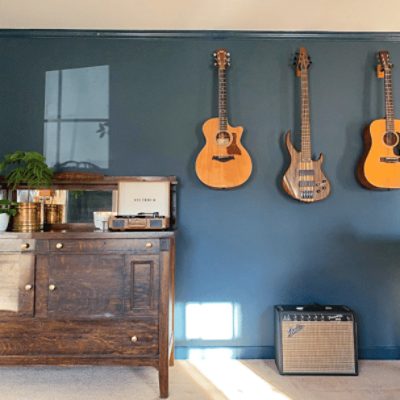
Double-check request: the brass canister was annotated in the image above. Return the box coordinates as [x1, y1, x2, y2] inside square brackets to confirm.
[44, 204, 64, 225]
[12, 203, 41, 232]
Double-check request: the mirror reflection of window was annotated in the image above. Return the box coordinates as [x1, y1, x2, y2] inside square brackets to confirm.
[67, 191, 114, 223]
[44, 65, 110, 171]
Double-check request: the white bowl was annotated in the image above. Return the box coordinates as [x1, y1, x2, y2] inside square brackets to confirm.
[93, 211, 116, 230]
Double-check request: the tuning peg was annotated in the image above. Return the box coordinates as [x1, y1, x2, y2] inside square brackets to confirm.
[214, 62, 217, 66]
[213, 52, 217, 57]
[227, 52, 230, 56]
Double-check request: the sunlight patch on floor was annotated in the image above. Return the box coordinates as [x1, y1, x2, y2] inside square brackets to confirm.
[187, 359, 292, 400]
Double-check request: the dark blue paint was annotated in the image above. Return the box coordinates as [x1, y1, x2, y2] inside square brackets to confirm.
[1, 34, 400, 359]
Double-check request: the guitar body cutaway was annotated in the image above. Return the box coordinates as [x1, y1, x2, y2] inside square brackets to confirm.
[195, 117, 252, 189]
[358, 118, 400, 189]
[282, 131, 331, 203]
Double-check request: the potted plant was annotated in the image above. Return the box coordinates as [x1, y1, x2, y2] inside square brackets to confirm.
[0, 199, 17, 231]
[0, 151, 53, 232]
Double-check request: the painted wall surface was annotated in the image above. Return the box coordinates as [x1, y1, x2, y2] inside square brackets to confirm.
[1, 0, 400, 31]
[1, 35, 400, 358]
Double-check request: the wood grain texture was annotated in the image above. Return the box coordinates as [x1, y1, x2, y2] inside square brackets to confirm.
[0, 253, 35, 317]
[0, 320, 158, 356]
[47, 239, 159, 253]
[0, 231, 175, 399]
[358, 119, 400, 189]
[158, 247, 170, 398]
[282, 131, 331, 203]
[195, 117, 252, 189]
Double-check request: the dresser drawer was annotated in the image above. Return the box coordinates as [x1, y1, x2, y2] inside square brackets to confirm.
[47, 239, 159, 253]
[0, 239, 35, 252]
[0, 320, 159, 356]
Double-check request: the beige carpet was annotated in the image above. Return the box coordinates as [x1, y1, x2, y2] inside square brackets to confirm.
[0, 360, 398, 400]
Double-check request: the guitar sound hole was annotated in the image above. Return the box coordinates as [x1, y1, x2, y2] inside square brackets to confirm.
[383, 131, 399, 146]
[216, 131, 231, 146]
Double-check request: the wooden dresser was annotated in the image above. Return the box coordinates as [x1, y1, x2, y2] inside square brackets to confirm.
[0, 230, 175, 398]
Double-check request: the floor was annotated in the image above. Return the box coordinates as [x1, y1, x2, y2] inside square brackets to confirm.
[0, 360, 398, 400]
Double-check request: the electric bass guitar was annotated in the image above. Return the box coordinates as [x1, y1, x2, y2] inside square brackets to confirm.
[358, 50, 400, 189]
[195, 49, 252, 189]
[282, 47, 331, 203]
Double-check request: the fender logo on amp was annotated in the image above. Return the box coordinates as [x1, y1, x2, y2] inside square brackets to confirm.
[287, 324, 304, 337]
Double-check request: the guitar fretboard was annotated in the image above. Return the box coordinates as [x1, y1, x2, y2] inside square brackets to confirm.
[384, 66, 395, 133]
[218, 68, 228, 132]
[300, 69, 312, 161]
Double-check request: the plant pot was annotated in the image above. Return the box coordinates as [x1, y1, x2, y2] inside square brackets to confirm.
[0, 214, 10, 232]
[44, 204, 64, 226]
[12, 203, 41, 232]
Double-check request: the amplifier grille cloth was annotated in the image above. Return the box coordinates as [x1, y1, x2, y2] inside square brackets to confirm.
[281, 321, 355, 373]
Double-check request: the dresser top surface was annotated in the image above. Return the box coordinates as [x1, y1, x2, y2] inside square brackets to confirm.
[0, 230, 175, 240]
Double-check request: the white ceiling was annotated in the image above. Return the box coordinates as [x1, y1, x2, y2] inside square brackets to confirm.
[0, 0, 399, 31]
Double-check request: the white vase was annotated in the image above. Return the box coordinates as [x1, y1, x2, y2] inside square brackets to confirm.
[0, 214, 10, 232]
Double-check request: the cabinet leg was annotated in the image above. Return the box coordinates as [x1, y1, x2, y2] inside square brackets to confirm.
[159, 364, 169, 398]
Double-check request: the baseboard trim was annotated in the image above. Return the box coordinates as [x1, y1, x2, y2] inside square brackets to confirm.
[175, 346, 400, 360]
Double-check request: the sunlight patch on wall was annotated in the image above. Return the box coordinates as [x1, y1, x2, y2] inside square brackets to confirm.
[185, 302, 241, 341]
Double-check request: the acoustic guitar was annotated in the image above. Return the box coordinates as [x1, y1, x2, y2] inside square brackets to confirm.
[282, 47, 331, 203]
[195, 49, 252, 189]
[358, 50, 400, 189]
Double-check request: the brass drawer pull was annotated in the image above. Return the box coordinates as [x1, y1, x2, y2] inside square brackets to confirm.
[145, 242, 153, 248]
[56, 243, 63, 249]
[49, 284, 56, 291]
[21, 243, 30, 250]
[24, 284, 33, 291]
[130, 336, 138, 343]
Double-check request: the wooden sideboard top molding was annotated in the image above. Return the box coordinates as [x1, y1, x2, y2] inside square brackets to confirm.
[0, 230, 175, 239]
[0, 173, 178, 190]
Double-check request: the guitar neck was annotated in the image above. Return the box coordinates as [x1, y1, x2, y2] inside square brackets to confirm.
[218, 68, 228, 131]
[300, 69, 312, 160]
[384, 67, 395, 132]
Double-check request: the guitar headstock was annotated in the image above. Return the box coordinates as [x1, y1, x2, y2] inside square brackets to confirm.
[294, 47, 311, 77]
[377, 50, 393, 78]
[213, 49, 231, 70]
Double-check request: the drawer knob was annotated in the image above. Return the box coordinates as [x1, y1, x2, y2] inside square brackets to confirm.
[24, 284, 33, 291]
[131, 336, 138, 343]
[49, 284, 56, 291]
[145, 242, 153, 248]
[21, 243, 30, 250]
[56, 243, 63, 249]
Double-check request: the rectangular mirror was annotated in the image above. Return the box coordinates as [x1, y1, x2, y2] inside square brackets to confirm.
[16, 189, 117, 224]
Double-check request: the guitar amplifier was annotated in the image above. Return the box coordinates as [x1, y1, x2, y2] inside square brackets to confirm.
[275, 305, 358, 375]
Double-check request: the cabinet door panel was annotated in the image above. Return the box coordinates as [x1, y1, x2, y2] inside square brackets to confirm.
[0, 254, 34, 317]
[48, 254, 126, 318]
[124, 255, 159, 317]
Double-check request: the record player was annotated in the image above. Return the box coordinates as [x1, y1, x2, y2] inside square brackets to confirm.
[108, 179, 175, 231]
[109, 212, 169, 231]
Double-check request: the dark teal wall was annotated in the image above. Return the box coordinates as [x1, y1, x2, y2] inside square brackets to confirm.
[1, 32, 400, 358]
